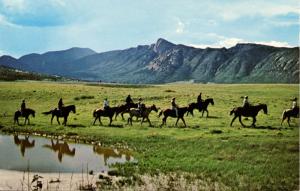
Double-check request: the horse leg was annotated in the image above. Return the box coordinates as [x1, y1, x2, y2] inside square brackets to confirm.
[239, 116, 245, 127]
[93, 117, 97, 125]
[175, 118, 180, 126]
[64, 117, 67, 126]
[24, 117, 27, 125]
[181, 117, 187, 127]
[205, 109, 209, 118]
[57, 117, 60, 125]
[121, 112, 125, 120]
[160, 116, 167, 127]
[27, 117, 30, 125]
[252, 117, 256, 127]
[281, 115, 285, 126]
[140, 117, 144, 126]
[99, 117, 103, 126]
[287, 116, 291, 127]
[202, 110, 204, 117]
[51, 114, 54, 124]
[147, 118, 152, 127]
[109, 117, 112, 126]
[230, 115, 237, 126]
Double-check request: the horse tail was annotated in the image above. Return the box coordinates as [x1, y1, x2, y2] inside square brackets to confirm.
[42, 110, 52, 115]
[93, 110, 97, 118]
[14, 111, 18, 124]
[158, 111, 163, 118]
[282, 110, 287, 119]
[230, 108, 235, 116]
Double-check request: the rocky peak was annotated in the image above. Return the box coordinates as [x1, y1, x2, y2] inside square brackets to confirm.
[153, 38, 175, 54]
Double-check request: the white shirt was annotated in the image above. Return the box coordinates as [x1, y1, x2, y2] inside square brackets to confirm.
[103, 100, 109, 108]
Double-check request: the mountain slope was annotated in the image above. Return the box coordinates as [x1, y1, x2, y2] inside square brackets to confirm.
[0, 39, 298, 83]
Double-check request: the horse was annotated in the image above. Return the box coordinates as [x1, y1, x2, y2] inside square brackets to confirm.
[14, 108, 35, 125]
[158, 105, 193, 127]
[93, 106, 118, 126]
[281, 107, 299, 126]
[42, 105, 76, 126]
[230, 103, 268, 127]
[188, 98, 214, 117]
[115, 103, 138, 120]
[127, 104, 158, 126]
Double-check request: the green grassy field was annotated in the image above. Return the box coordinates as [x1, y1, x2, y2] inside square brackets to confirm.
[0, 81, 299, 190]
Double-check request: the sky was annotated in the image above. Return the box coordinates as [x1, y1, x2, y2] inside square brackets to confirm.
[0, 0, 299, 57]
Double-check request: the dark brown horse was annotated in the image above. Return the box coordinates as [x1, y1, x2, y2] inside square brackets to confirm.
[281, 107, 299, 126]
[14, 108, 35, 125]
[93, 106, 118, 126]
[230, 104, 268, 127]
[158, 105, 193, 127]
[188, 98, 214, 117]
[127, 104, 158, 126]
[115, 103, 138, 120]
[42, 105, 76, 126]
[43, 139, 75, 162]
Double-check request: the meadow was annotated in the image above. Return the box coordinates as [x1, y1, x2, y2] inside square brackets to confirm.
[0, 81, 299, 190]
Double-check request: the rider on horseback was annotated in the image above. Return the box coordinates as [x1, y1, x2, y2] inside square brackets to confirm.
[242, 96, 250, 108]
[58, 98, 64, 115]
[21, 100, 26, 115]
[171, 97, 178, 117]
[291, 97, 298, 111]
[137, 98, 144, 115]
[197, 93, 202, 103]
[125, 95, 133, 105]
[103, 98, 110, 111]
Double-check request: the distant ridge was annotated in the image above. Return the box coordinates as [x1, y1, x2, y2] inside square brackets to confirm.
[0, 39, 298, 83]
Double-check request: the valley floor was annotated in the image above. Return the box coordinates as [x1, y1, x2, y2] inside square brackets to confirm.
[0, 81, 299, 190]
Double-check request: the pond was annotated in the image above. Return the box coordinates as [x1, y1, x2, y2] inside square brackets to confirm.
[0, 134, 135, 173]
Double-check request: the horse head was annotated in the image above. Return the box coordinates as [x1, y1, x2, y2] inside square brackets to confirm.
[187, 104, 194, 116]
[207, 98, 214, 106]
[31, 110, 35, 117]
[151, 104, 158, 112]
[71, 105, 76, 113]
[261, 104, 268, 114]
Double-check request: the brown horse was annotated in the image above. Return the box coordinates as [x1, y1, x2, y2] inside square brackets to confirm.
[281, 107, 299, 126]
[115, 103, 138, 120]
[158, 105, 193, 127]
[127, 104, 158, 126]
[93, 106, 118, 126]
[188, 98, 214, 117]
[43, 139, 75, 162]
[43, 105, 76, 126]
[14, 108, 35, 125]
[230, 104, 268, 127]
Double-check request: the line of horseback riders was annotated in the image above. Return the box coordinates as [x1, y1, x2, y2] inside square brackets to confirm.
[15, 93, 299, 127]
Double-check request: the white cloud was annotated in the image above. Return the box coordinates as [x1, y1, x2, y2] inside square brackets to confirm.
[2, 0, 26, 12]
[190, 36, 292, 49]
[0, 14, 19, 27]
[216, 1, 299, 21]
[175, 20, 185, 34]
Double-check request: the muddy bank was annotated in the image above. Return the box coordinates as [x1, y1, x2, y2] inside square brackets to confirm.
[0, 169, 97, 191]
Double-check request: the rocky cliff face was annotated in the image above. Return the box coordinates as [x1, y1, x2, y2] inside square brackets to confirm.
[0, 39, 298, 83]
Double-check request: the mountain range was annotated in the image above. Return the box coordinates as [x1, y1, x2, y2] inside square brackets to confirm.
[0, 38, 298, 83]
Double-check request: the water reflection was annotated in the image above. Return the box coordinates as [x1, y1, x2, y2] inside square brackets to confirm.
[13, 135, 35, 157]
[43, 140, 75, 162]
[0, 134, 135, 173]
[93, 145, 131, 165]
